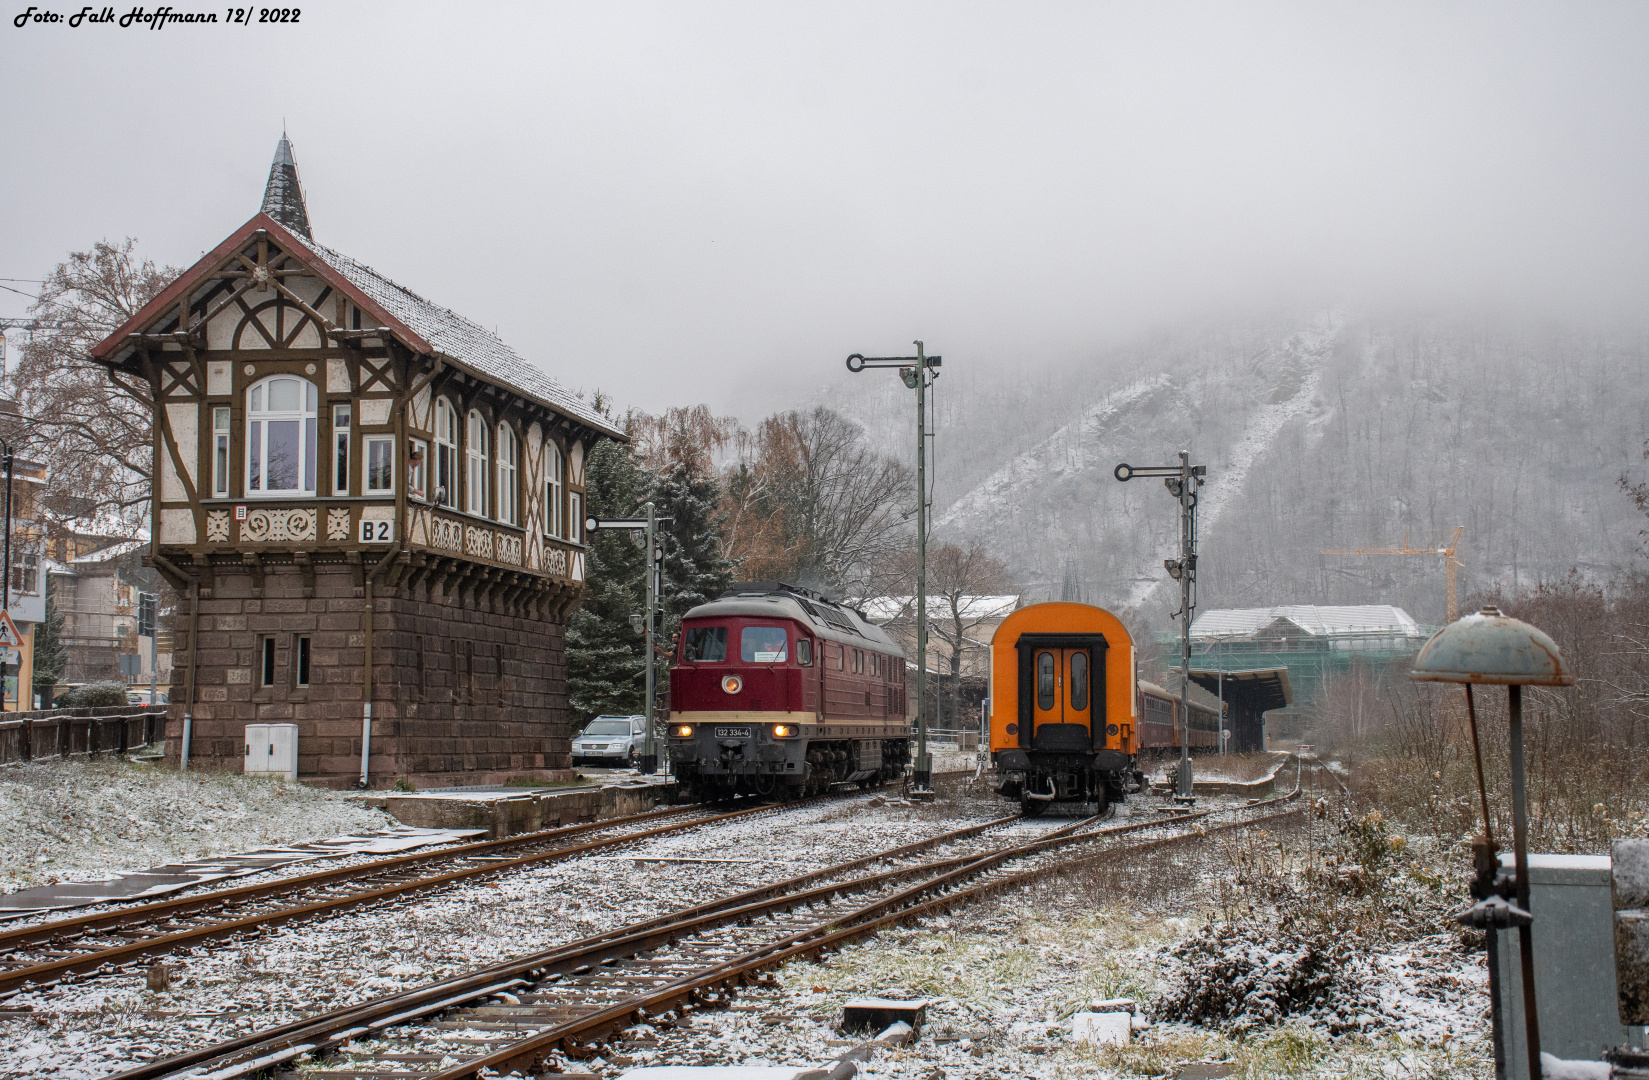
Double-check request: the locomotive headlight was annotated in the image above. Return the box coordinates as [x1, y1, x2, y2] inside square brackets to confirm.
[772, 724, 798, 737]
[672, 724, 694, 738]
[721, 676, 743, 694]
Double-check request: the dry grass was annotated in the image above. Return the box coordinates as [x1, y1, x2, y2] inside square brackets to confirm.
[1313, 575, 1649, 855]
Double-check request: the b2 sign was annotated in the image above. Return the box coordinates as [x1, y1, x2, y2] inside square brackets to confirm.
[359, 519, 394, 543]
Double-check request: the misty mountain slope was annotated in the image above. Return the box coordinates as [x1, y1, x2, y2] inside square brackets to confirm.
[835, 314, 1649, 632]
[922, 319, 1341, 612]
[1199, 316, 1649, 625]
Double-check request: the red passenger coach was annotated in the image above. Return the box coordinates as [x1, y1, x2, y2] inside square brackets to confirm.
[668, 583, 910, 800]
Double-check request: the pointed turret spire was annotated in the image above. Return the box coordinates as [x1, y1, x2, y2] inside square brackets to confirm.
[261, 132, 312, 239]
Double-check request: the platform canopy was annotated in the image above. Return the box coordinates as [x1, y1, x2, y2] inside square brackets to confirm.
[1187, 667, 1293, 712]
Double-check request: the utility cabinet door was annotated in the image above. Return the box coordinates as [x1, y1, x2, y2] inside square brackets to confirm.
[268, 723, 298, 781]
[244, 724, 272, 775]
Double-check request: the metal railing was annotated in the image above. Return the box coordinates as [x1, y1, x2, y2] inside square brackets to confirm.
[0, 706, 166, 766]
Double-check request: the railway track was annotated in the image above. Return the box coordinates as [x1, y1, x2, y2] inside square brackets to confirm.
[110, 792, 1302, 1080]
[0, 796, 828, 997]
[0, 771, 985, 999]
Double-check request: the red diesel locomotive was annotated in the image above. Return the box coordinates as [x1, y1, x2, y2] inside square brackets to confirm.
[667, 583, 910, 800]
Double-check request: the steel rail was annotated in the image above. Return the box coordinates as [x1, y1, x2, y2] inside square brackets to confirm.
[0, 803, 702, 954]
[116, 798, 1296, 1080]
[427, 802, 1309, 1080]
[0, 796, 836, 996]
[96, 810, 1059, 1080]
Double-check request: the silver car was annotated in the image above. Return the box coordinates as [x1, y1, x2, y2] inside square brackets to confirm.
[570, 715, 647, 767]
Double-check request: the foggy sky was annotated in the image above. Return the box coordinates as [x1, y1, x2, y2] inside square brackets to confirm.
[4, 2, 1646, 418]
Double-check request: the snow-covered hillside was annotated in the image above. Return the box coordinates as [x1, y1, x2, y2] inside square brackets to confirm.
[820, 311, 1649, 631]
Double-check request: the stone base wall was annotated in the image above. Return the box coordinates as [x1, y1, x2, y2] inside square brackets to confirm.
[163, 562, 573, 788]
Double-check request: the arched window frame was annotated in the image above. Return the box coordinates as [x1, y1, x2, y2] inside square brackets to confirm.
[245, 375, 318, 496]
[466, 409, 489, 518]
[544, 439, 564, 538]
[434, 398, 458, 509]
[496, 422, 519, 526]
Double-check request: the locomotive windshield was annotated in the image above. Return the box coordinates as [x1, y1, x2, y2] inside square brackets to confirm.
[683, 626, 728, 662]
[740, 626, 789, 662]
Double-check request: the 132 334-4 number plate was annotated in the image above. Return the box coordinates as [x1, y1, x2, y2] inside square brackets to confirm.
[715, 726, 751, 738]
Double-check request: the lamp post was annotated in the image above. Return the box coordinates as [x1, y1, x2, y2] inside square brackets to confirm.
[1115, 452, 1206, 798]
[846, 343, 941, 791]
[586, 508, 674, 775]
[1411, 606, 1573, 1080]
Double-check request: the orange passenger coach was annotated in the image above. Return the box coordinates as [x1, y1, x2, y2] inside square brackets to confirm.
[989, 602, 1141, 814]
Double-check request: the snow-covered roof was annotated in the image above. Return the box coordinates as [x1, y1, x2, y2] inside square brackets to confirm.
[91, 138, 624, 443]
[860, 595, 1020, 624]
[1190, 604, 1423, 640]
[71, 539, 146, 565]
[284, 231, 621, 439]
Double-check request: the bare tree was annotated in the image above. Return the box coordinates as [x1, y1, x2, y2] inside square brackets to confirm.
[731, 407, 912, 597]
[12, 239, 179, 538]
[902, 539, 1013, 726]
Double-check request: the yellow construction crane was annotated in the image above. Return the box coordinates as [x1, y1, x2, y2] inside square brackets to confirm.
[1323, 526, 1465, 622]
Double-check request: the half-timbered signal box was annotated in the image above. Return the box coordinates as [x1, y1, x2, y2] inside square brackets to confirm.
[90, 137, 623, 787]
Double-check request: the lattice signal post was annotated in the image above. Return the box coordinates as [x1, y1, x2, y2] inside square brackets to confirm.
[1115, 452, 1207, 799]
[845, 343, 940, 791]
[585, 505, 674, 775]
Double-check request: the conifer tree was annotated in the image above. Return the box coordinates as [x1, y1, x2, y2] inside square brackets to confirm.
[654, 460, 734, 704]
[565, 439, 650, 720]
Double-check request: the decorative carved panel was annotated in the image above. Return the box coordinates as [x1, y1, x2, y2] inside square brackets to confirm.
[326, 507, 351, 541]
[496, 533, 522, 565]
[241, 507, 317, 543]
[464, 525, 494, 560]
[545, 546, 568, 577]
[432, 515, 463, 551]
[206, 510, 231, 542]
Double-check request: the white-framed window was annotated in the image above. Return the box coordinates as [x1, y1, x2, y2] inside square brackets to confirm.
[408, 438, 428, 502]
[10, 551, 38, 596]
[332, 403, 351, 495]
[434, 398, 457, 508]
[212, 407, 231, 497]
[496, 423, 518, 526]
[545, 440, 563, 538]
[569, 490, 583, 544]
[466, 410, 489, 517]
[365, 435, 395, 493]
[246, 375, 318, 495]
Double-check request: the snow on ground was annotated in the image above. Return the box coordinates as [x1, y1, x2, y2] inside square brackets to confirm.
[0, 758, 393, 894]
[0, 769, 1490, 1079]
[0, 792, 1007, 1079]
[572, 789, 1491, 1079]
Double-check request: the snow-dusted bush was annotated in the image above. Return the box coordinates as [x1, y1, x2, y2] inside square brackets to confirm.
[1152, 918, 1385, 1036]
[54, 680, 129, 708]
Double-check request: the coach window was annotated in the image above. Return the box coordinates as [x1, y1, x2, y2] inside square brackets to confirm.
[796, 638, 813, 666]
[742, 626, 788, 663]
[1037, 652, 1056, 711]
[683, 626, 727, 662]
[1070, 651, 1089, 711]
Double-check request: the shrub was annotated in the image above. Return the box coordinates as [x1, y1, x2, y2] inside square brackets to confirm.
[55, 681, 130, 708]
